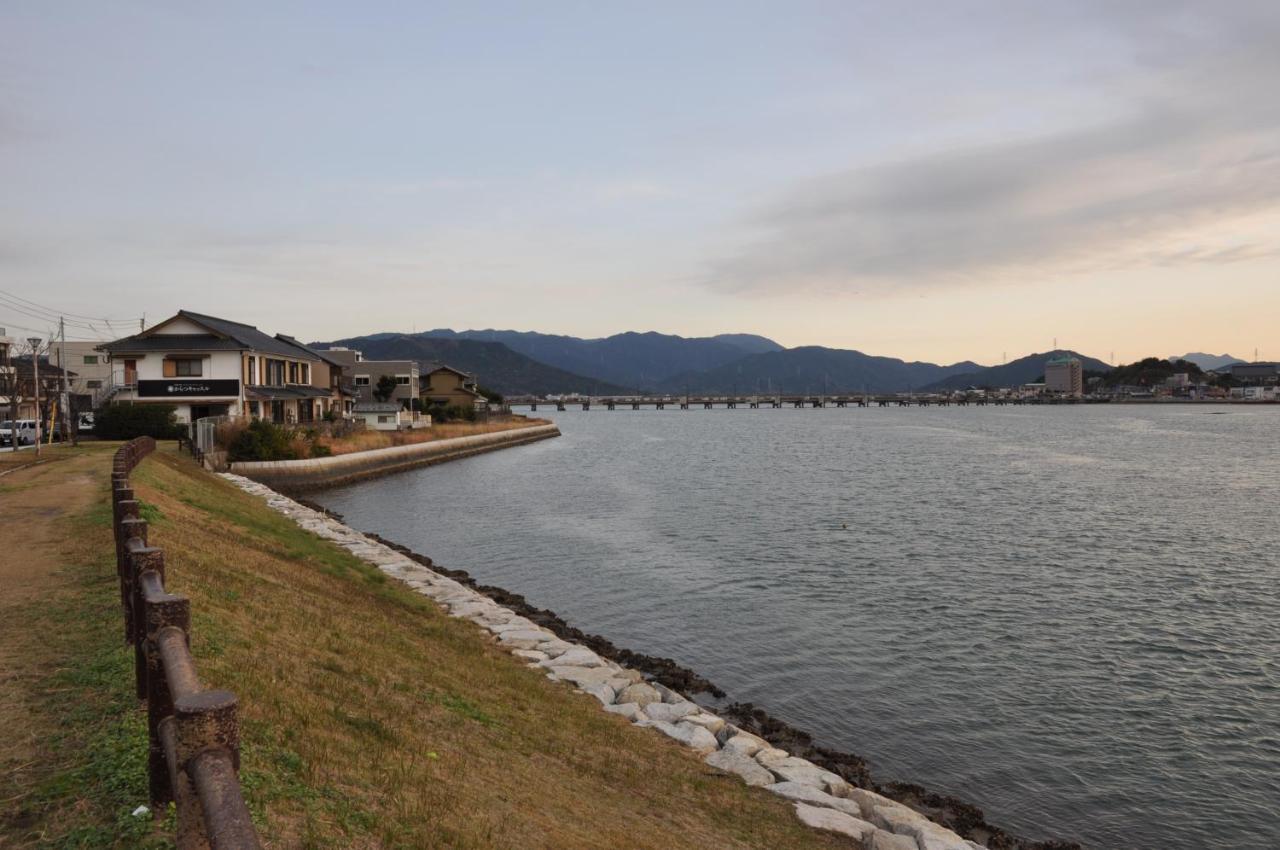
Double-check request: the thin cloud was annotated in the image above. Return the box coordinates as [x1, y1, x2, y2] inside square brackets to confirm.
[709, 7, 1280, 295]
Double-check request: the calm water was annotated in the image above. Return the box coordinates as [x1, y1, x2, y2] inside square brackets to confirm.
[317, 406, 1280, 849]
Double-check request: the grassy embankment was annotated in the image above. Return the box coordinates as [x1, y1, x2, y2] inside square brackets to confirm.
[1, 442, 849, 849]
[313, 417, 551, 457]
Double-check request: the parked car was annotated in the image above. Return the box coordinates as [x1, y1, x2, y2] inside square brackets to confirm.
[0, 419, 38, 447]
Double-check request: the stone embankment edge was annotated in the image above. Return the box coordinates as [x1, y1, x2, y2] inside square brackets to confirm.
[219, 471, 991, 850]
[228, 423, 560, 491]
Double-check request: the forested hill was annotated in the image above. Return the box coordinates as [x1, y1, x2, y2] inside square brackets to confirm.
[416, 329, 782, 390]
[657, 346, 983, 394]
[922, 350, 1111, 391]
[313, 335, 630, 396]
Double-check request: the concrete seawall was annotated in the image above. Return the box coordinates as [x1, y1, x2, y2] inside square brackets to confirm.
[228, 423, 560, 491]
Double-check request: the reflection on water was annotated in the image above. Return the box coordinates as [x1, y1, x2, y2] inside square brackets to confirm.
[318, 406, 1280, 850]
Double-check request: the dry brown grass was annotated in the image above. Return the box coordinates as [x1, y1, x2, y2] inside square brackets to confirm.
[118, 446, 850, 849]
[315, 417, 550, 457]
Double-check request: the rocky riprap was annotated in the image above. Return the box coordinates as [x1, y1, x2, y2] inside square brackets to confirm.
[227, 474, 1076, 850]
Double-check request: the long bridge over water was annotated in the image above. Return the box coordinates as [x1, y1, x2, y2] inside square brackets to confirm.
[506, 395, 1079, 411]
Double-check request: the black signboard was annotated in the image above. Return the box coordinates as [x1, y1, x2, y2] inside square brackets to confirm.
[137, 379, 240, 398]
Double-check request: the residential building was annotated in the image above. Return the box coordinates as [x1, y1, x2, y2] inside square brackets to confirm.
[100, 310, 338, 425]
[275, 335, 358, 418]
[320, 347, 420, 410]
[47, 340, 114, 412]
[422, 364, 487, 410]
[352, 402, 428, 431]
[1045, 356, 1083, 397]
[7, 356, 77, 425]
[0, 329, 14, 415]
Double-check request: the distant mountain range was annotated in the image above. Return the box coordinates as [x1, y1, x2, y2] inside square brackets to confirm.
[921, 350, 1112, 392]
[318, 328, 1152, 396]
[1169, 352, 1244, 371]
[313, 334, 631, 396]
[658, 346, 982, 394]
[417, 329, 782, 389]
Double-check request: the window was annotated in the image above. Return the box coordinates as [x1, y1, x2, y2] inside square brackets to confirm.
[248, 357, 258, 385]
[87, 380, 102, 389]
[354, 375, 370, 386]
[163, 358, 202, 377]
[378, 415, 392, 424]
[265, 359, 285, 385]
[300, 363, 310, 384]
[83, 355, 98, 365]
[396, 375, 411, 385]
[288, 362, 298, 383]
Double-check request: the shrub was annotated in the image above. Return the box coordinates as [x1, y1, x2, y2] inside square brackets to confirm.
[226, 419, 300, 462]
[445, 403, 476, 422]
[94, 403, 183, 440]
[426, 402, 475, 422]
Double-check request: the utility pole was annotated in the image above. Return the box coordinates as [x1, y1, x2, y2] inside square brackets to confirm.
[4, 333, 14, 451]
[59, 318, 75, 446]
[28, 337, 41, 457]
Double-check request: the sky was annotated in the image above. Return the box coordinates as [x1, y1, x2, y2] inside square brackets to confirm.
[3, 1, 1278, 365]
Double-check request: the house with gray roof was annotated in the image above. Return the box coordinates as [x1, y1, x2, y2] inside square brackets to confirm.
[99, 310, 350, 425]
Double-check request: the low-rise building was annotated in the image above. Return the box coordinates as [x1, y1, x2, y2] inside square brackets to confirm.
[47, 340, 114, 412]
[320, 348, 420, 411]
[100, 310, 340, 425]
[5, 356, 77, 427]
[1230, 362, 1278, 384]
[422, 364, 487, 410]
[352, 402, 429, 431]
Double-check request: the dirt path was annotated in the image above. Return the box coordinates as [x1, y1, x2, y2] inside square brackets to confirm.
[0, 448, 108, 831]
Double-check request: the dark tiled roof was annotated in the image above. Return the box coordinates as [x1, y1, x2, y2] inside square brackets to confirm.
[354, 402, 401, 413]
[245, 385, 332, 401]
[100, 311, 319, 360]
[178, 311, 317, 359]
[423, 362, 474, 379]
[99, 334, 242, 353]
[275, 334, 346, 367]
[12, 356, 78, 378]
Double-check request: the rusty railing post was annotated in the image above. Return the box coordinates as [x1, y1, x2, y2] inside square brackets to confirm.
[123, 519, 159, 697]
[175, 690, 259, 849]
[108, 437, 261, 850]
[144, 589, 188, 807]
[114, 497, 140, 639]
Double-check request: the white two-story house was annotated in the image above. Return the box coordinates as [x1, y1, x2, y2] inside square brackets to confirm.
[100, 310, 341, 425]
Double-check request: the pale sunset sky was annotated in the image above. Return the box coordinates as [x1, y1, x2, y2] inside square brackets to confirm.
[3, 1, 1277, 365]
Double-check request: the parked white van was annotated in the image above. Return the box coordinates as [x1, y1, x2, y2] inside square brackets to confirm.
[0, 419, 37, 447]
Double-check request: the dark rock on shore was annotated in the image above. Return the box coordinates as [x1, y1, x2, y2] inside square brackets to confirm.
[364, 532, 726, 698]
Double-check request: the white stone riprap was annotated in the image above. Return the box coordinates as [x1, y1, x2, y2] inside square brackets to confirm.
[220, 472, 987, 850]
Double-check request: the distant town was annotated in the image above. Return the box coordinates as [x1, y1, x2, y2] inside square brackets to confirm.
[1, 313, 1277, 448]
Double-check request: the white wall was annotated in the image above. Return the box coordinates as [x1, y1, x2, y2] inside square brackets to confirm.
[130, 350, 242, 381]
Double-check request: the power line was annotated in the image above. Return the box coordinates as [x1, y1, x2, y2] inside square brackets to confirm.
[0, 297, 129, 335]
[0, 316, 106, 342]
[0, 288, 141, 324]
